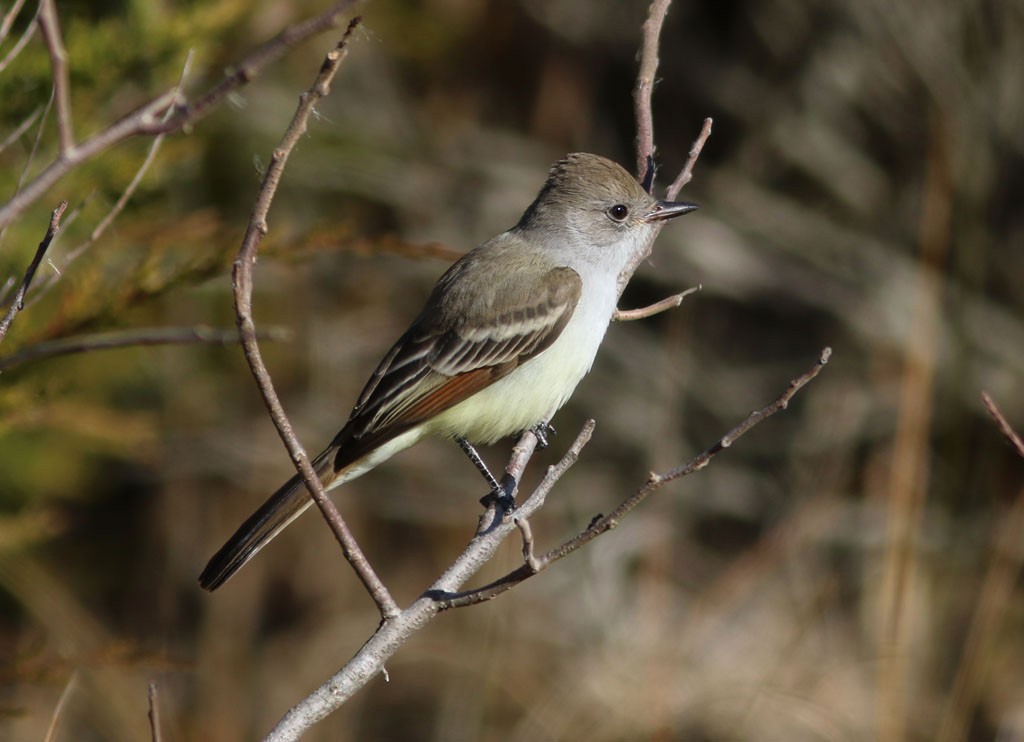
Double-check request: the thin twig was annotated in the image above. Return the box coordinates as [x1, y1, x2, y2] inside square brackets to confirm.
[43, 670, 78, 742]
[0, 324, 291, 372]
[667, 117, 713, 200]
[935, 396, 1024, 741]
[0, 0, 38, 75]
[634, 0, 673, 181]
[38, 0, 74, 153]
[0, 0, 363, 232]
[935, 481, 1024, 742]
[0, 105, 42, 156]
[0, 0, 29, 43]
[27, 51, 195, 308]
[148, 681, 163, 742]
[981, 392, 1024, 459]
[439, 348, 832, 607]
[613, 285, 700, 321]
[0, 200, 67, 344]
[266, 424, 593, 741]
[515, 517, 542, 572]
[231, 18, 398, 619]
[0, 80, 55, 249]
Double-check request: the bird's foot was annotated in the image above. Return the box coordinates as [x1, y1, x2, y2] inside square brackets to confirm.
[479, 474, 517, 514]
[531, 422, 556, 450]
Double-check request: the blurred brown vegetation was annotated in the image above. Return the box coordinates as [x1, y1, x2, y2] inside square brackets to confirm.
[2, 0, 1024, 740]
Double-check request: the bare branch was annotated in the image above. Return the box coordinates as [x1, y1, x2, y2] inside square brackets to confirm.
[43, 670, 77, 742]
[0, 0, 37, 74]
[981, 392, 1024, 460]
[0, 200, 66, 345]
[0, 106, 42, 157]
[230, 18, 398, 619]
[613, 285, 700, 321]
[515, 518, 542, 572]
[266, 423, 594, 741]
[38, 0, 74, 153]
[0, 324, 291, 372]
[147, 681, 163, 742]
[667, 116, 714, 200]
[0, 0, 30, 43]
[634, 0, 673, 180]
[439, 348, 832, 607]
[27, 52, 195, 308]
[0, 0, 363, 232]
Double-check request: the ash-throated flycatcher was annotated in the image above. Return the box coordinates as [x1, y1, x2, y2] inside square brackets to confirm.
[199, 153, 697, 591]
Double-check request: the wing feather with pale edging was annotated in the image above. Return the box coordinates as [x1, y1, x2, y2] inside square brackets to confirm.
[331, 264, 582, 470]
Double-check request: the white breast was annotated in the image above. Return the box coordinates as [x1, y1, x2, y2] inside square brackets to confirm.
[426, 267, 619, 445]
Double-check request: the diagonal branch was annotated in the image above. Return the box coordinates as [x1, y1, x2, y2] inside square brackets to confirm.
[981, 392, 1024, 459]
[229, 18, 398, 619]
[667, 117, 714, 200]
[265, 422, 593, 742]
[0, 200, 67, 345]
[0, 0, 37, 75]
[437, 347, 833, 608]
[26, 52, 195, 309]
[0, 0, 363, 232]
[0, 0, 30, 44]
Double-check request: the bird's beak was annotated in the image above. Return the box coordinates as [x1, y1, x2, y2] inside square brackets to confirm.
[644, 200, 699, 222]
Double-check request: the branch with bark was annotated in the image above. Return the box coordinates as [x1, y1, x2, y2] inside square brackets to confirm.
[0, 0, 363, 232]
[212, 1, 833, 739]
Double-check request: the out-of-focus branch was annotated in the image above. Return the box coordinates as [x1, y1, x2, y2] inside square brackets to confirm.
[0, 325, 291, 372]
[230, 18, 398, 620]
[613, 285, 700, 321]
[43, 669, 77, 742]
[0, 0, 363, 232]
[437, 348, 832, 608]
[38, 0, 74, 153]
[0, 106, 41, 156]
[0, 0, 37, 74]
[26, 52, 195, 309]
[0, 0, 30, 43]
[936, 393, 1024, 742]
[147, 682, 163, 742]
[0, 200, 66, 345]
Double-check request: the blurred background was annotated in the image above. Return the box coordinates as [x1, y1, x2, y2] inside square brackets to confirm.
[2, 0, 1023, 739]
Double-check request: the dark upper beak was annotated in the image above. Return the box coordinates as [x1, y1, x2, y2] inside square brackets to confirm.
[644, 200, 699, 222]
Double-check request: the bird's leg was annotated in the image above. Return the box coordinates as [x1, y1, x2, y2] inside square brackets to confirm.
[531, 421, 556, 450]
[455, 436, 515, 512]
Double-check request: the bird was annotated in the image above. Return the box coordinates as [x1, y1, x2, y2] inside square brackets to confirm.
[199, 152, 697, 591]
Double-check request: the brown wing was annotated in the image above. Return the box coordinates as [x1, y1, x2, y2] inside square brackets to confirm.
[331, 263, 582, 470]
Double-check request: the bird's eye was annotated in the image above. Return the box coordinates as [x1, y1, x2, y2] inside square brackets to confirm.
[608, 204, 629, 222]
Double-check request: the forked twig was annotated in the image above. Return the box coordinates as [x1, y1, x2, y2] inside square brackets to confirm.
[0, 0, 363, 232]
[436, 348, 833, 607]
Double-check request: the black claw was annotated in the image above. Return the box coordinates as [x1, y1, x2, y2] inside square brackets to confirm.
[480, 477, 517, 514]
[532, 422, 556, 450]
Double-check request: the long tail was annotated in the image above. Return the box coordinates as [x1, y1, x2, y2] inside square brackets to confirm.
[199, 447, 339, 591]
